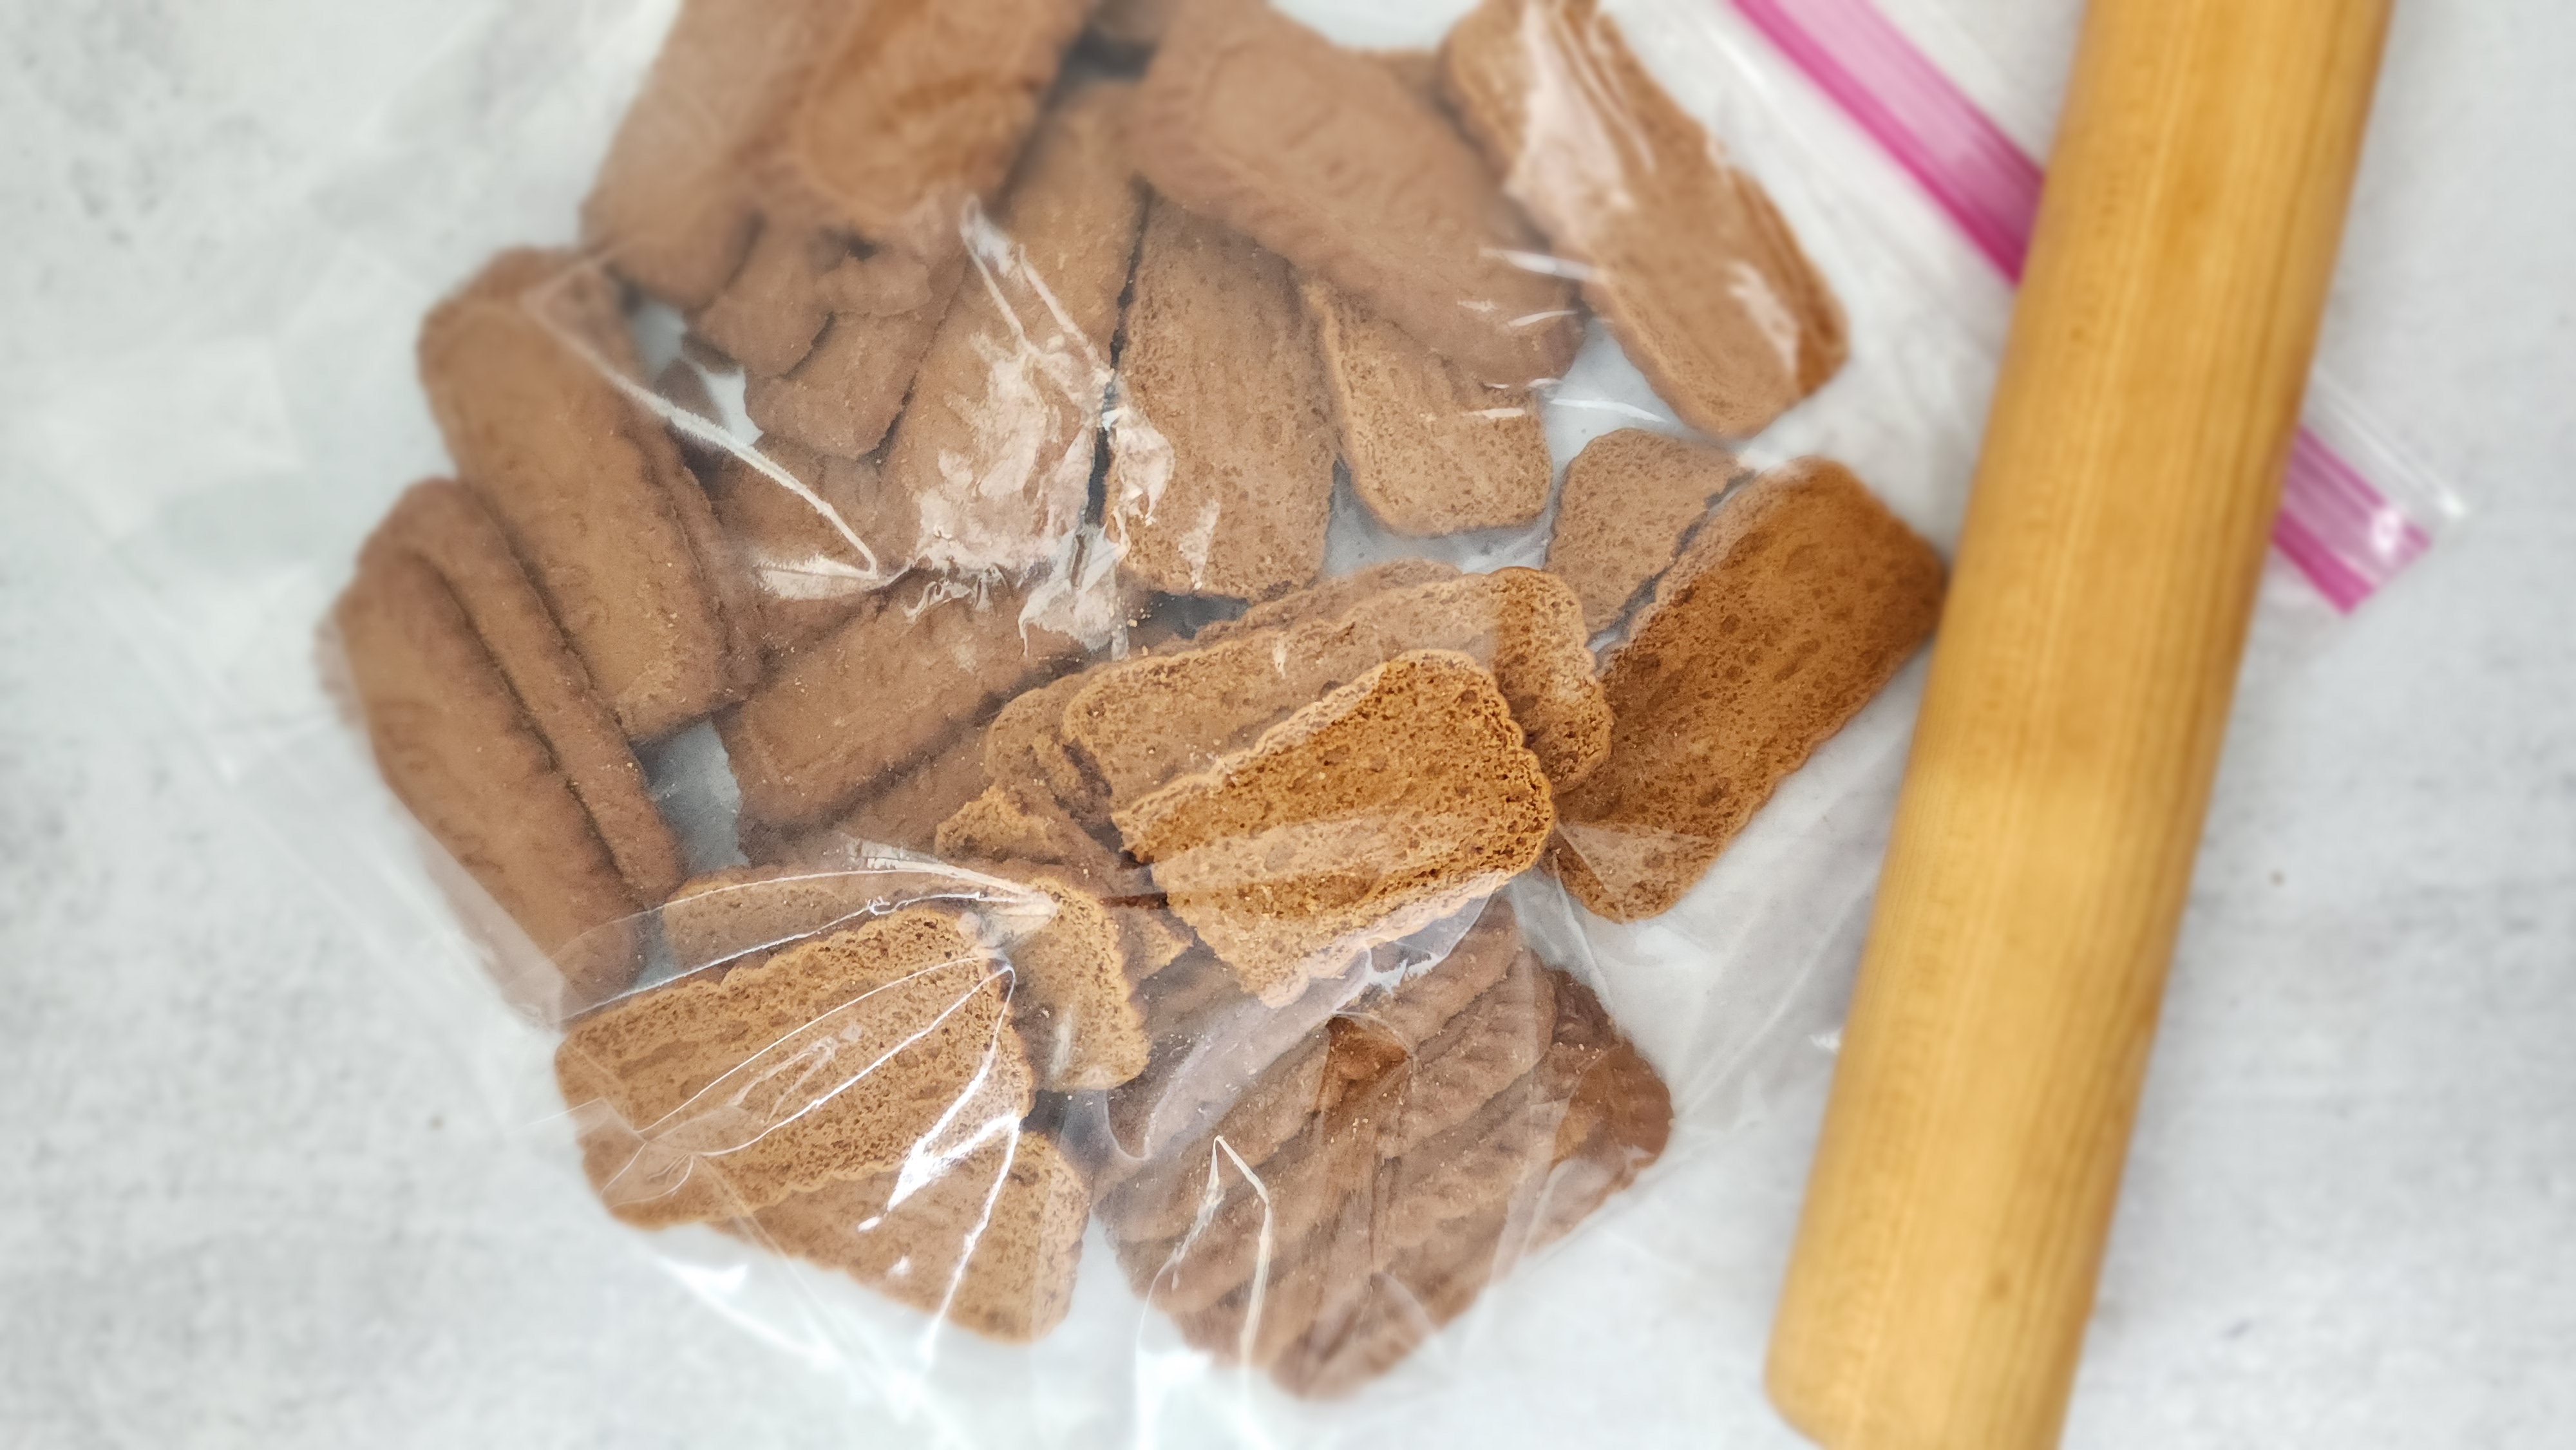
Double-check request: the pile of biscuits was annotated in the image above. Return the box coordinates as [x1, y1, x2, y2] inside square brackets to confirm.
[332, 0, 1947, 1394]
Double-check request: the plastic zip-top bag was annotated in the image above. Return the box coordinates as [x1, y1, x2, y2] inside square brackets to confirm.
[32, 0, 2465, 1443]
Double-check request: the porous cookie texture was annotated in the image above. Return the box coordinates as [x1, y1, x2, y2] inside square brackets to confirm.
[418, 250, 757, 739]
[1107, 199, 1336, 601]
[1546, 428, 1747, 633]
[1065, 569, 1609, 807]
[1128, 0, 1580, 386]
[785, 0, 1092, 243]
[883, 84, 1147, 576]
[750, 1132, 1089, 1342]
[1552, 458, 1946, 920]
[1115, 652, 1557, 1005]
[720, 581, 1085, 833]
[1443, 0, 1848, 437]
[557, 910, 1032, 1228]
[1003, 873, 1152, 1091]
[580, 0, 860, 309]
[336, 481, 679, 1001]
[1303, 278, 1554, 537]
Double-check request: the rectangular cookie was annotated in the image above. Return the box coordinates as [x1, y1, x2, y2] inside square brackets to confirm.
[1302, 277, 1553, 537]
[419, 249, 758, 739]
[558, 909, 1032, 1228]
[748, 1132, 1089, 1342]
[1551, 458, 1946, 919]
[1546, 428, 1747, 633]
[784, 0, 1092, 243]
[1126, 0, 1580, 386]
[1115, 651, 1557, 1005]
[1065, 568, 1609, 805]
[1106, 198, 1336, 601]
[580, 0, 858, 309]
[336, 482, 679, 1003]
[882, 84, 1148, 576]
[1442, 0, 1848, 437]
[720, 581, 1087, 833]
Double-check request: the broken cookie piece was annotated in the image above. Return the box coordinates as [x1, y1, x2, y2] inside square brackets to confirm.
[1303, 277, 1554, 538]
[1116, 651, 1557, 1005]
[1546, 428, 1747, 634]
[558, 909, 1033, 1228]
[1107, 198, 1336, 601]
[748, 1131, 1090, 1342]
[1443, 0, 1848, 437]
[1064, 567, 1609, 807]
[1551, 458, 1946, 920]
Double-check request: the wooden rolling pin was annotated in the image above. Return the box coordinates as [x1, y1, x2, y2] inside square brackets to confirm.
[1765, 1, 2394, 1447]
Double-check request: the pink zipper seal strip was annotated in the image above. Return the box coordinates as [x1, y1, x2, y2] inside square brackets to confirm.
[1733, 0, 2431, 611]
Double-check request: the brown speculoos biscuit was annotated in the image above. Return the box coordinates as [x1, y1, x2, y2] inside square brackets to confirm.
[558, 909, 1032, 1228]
[720, 582, 1086, 833]
[1065, 568, 1609, 809]
[748, 1131, 1089, 1342]
[1302, 277, 1555, 538]
[336, 481, 681, 1002]
[1552, 458, 1946, 920]
[1546, 428, 1748, 634]
[1115, 652, 1557, 1006]
[1107, 198, 1337, 601]
[1443, 0, 1848, 438]
[883, 84, 1148, 576]
[784, 0, 1093, 244]
[419, 249, 757, 740]
[580, 0, 861, 310]
[1126, 0, 1580, 387]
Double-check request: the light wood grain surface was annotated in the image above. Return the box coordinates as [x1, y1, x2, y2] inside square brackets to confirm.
[1766, 1, 2396, 1446]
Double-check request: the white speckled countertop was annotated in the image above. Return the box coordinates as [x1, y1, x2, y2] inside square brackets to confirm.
[3, 1, 2570, 1446]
